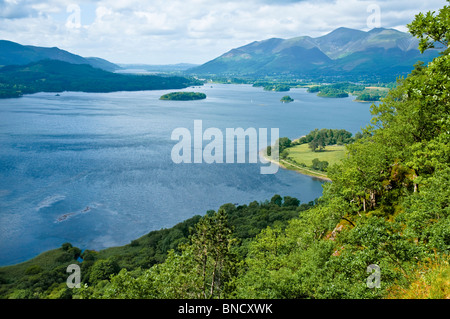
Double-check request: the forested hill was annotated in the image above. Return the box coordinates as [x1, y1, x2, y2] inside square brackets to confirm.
[0, 60, 202, 98]
[0, 40, 120, 72]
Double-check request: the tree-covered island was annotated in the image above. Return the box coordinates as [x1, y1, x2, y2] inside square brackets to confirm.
[159, 92, 207, 101]
[280, 95, 294, 103]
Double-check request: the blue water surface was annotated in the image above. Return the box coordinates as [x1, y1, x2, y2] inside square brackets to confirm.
[0, 84, 373, 265]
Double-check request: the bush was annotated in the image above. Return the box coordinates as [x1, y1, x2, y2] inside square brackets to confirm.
[311, 158, 329, 171]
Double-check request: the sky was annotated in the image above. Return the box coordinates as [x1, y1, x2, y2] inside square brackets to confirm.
[0, 0, 445, 65]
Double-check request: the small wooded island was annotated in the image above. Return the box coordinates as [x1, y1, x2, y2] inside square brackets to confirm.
[263, 84, 290, 92]
[159, 92, 206, 101]
[280, 95, 294, 103]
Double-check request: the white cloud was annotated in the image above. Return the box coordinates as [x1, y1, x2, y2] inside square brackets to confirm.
[0, 0, 445, 64]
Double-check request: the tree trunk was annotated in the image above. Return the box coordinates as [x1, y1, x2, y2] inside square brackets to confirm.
[370, 191, 376, 209]
[209, 257, 219, 298]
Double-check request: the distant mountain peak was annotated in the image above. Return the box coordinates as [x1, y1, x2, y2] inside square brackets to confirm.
[325, 27, 367, 35]
[0, 40, 120, 72]
[368, 27, 387, 33]
[187, 27, 440, 82]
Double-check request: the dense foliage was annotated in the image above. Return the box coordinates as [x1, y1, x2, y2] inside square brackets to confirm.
[295, 128, 356, 152]
[0, 60, 201, 98]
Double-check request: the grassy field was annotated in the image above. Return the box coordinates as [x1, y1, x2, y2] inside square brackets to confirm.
[287, 144, 347, 166]
[279, 144, 347, 180]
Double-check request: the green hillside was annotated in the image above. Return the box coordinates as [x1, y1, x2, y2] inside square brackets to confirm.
[0, 60, 202, 98]
[0, 40, 120, 71]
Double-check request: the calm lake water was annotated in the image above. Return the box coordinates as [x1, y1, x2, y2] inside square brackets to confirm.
[0, 84, 374, 266]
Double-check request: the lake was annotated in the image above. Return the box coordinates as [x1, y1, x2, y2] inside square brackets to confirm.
[0, 84, 374, 266]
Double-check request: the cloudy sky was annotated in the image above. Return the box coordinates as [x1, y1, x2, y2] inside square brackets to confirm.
[0, 0, 445, 64]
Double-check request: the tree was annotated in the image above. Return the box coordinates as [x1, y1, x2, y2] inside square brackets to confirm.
[311, 158, 329, 172]
[308, 139, 319, 152]
[407, 1, 449, 53]
[188, 208, 237, 298]
[282, 196, 300, 207]
[270, 194, 283, 207]
[148, 209, 237, 299]
[277, 137, 292, 153]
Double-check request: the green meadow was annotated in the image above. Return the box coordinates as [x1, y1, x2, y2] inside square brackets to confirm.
[287, 144, 347, 167]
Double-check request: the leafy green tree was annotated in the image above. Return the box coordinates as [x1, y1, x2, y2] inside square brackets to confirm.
[187, 208, 237, 298]
[311, 158, 329, 172]
[270, 194, 283, 207]
[282, 196, 300, 207]
[133, 209, 238, 299]
[277, 137, 292, 153]
[308, 138, 319, 152]
[407, 1, 449, 53]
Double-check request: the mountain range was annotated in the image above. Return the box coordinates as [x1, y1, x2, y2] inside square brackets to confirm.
[0, 27, 442, 83]
[0, 40, 121, 72]
[187, 27, 441, 81]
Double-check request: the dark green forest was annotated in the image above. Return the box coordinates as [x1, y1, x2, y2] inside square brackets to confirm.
[0, 3, 449, 299]
[0, 60, 202, 98]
